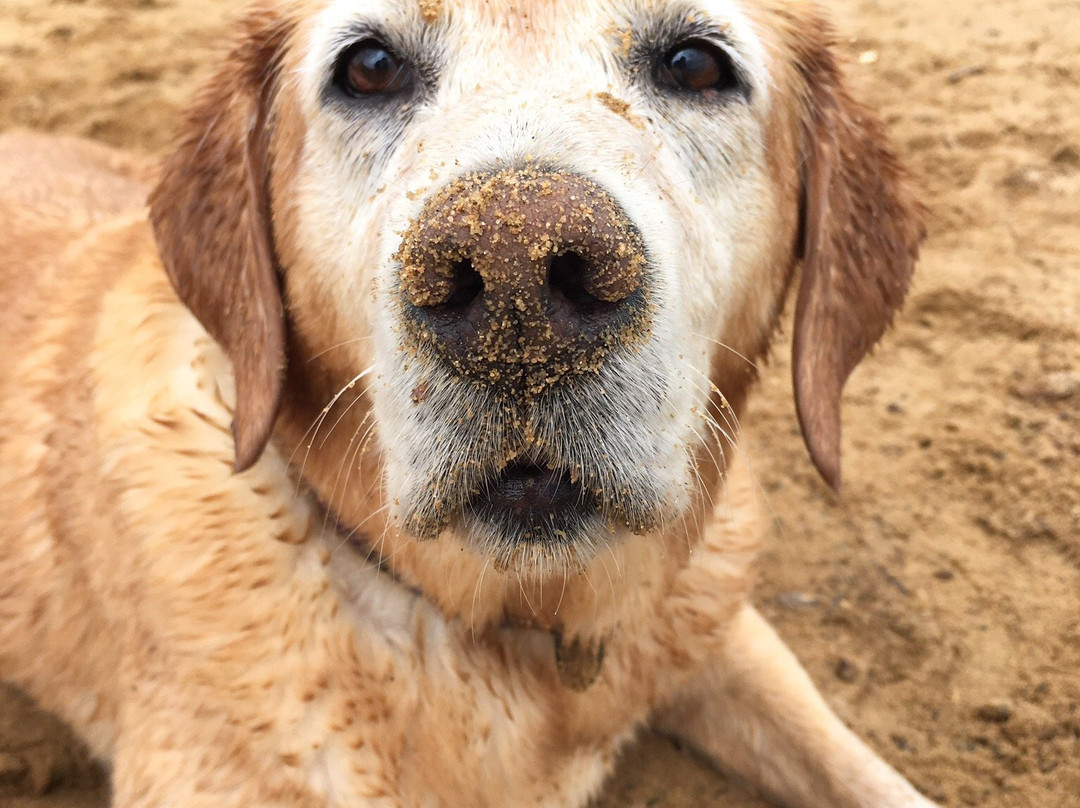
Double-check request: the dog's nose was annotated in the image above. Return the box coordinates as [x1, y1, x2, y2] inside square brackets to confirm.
[396, 168, 650, 394]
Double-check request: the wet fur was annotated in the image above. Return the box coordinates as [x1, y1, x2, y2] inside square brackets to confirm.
[0, 1, 930, 807]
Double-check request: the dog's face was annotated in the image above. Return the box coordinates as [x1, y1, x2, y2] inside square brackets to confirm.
[151, 0, 922, 578]
[295, 0, 783, 571]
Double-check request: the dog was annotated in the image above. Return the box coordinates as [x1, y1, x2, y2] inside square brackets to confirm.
[0, 1, 932, 806]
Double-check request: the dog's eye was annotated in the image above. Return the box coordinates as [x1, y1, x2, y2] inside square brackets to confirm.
[656, 40, 740, 95]
[335, 40, 412, 97]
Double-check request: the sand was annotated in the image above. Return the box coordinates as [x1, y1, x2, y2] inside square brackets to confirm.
[1, 0, 1077, 806]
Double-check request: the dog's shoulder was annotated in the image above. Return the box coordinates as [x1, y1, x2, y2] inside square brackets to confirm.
[0, 132, 154, 364]
[0, 133, 266, 558]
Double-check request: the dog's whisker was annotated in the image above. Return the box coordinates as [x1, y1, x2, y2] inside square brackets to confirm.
[307, 335, 375, 364]
[327, 411, 376, 519]
[683, 449, 714, 533]
[517, 574, 536, 617]
[330, 501, 394, 557]
[677, 365, 782, 529]
[325, 404, 379, 517]
[554, 563, 570, 617]
[687, 422, 727, 485]
[322, 420, 372, 537]
[318, 389, 369, 450]
[470, 558, 491, 643]
[321, 420, 368, 539]
[292, 363, 377, 493]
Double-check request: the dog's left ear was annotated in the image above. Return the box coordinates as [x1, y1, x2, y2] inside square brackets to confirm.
[150, 6, 295, 472]
[790, 20, 925, 489]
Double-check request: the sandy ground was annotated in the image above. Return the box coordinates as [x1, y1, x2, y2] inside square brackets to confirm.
[1, 0, 1078, 806]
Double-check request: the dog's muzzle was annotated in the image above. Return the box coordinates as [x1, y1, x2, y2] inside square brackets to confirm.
[396, 167, 652, 396]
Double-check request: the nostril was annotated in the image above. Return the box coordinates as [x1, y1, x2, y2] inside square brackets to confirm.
[548, 251, 614, 316]
[434, 258, 483, 313]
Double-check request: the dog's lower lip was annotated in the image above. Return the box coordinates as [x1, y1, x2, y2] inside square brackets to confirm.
[478, 459, 582, 514]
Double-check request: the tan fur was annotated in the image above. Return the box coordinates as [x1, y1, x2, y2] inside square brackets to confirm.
[0, 1, 932, 807]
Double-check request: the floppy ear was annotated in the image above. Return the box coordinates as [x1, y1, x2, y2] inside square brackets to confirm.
[150, 7, 295, 472]
[790, 20, 925, 489]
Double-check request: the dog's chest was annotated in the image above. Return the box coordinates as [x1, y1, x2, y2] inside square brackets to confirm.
[294, 551, 665, 808]
[201, 459, 754, 808]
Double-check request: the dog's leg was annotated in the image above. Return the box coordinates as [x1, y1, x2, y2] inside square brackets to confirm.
[654, 605, 937, 808]
[106, 680, 326, 808]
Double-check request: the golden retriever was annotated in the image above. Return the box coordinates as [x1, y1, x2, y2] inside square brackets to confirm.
[0, 1, 931, 806]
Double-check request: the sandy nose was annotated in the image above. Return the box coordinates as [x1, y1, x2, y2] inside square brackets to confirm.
[396, 167, 650, 395]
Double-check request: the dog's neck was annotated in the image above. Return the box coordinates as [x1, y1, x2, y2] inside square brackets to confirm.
[316, 494, 616, 690]
[300, 471, 714, 682]
[315, 488, 701, 643]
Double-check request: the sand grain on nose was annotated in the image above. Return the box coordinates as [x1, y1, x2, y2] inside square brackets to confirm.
[396, 167, 652, 397]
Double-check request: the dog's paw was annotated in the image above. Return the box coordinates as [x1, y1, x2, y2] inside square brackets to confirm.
[0, 683, 106, 799]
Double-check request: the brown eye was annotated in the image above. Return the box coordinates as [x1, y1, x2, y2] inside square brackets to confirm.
[657, 40, 740, 95]
[336, 40, 412, 96]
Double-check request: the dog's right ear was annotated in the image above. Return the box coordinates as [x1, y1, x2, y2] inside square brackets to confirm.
[150, 6, 296, 472]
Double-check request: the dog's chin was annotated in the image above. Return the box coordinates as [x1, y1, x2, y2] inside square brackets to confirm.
[460, 459, 610, 576]
[397, 436, 681, 577]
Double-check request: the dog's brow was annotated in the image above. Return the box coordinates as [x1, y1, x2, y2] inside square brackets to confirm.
[324, 18, 432, 61]
[623, 0, 762, 85]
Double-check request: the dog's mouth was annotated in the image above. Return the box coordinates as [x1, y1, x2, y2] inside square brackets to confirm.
[390, 359, 685, 571]
[475, 459, 582, 516]
[464, 457, 603, 549]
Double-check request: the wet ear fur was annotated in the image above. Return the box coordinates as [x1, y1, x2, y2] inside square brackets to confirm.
[790, 17, 925, 489]
[150, 6, 295, 472]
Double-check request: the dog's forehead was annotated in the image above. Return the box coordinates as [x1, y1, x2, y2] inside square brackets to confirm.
[302, 0, 771, 62]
